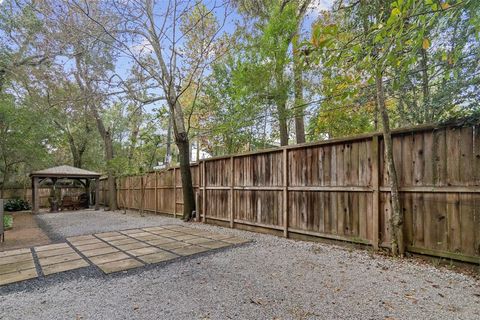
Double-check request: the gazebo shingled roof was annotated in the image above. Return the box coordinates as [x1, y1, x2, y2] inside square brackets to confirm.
[30, 165, 101, 178]
[30, 165, 101, 213]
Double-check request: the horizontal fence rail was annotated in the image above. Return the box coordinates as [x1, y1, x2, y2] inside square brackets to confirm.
[100, 123, 480, 264]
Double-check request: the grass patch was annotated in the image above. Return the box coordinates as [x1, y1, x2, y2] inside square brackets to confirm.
[3, 214, 13, 229]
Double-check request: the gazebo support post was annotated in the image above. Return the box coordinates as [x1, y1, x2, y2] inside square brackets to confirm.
[95, 178, 100, 210]
[86, 179, 91, 207]
[32, 177, 39, 214]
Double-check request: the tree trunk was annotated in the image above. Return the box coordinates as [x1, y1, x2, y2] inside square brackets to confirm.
[104, 130, 118, 211]
[277, 99, 289, 146]
[420, 48, 431, 123]
[292, 31, 306, 144]
[145, 0, 195, 220]
[67, 136, 83, 168]
[165, 114, 172, 165]
[169, 98, 195, 220]
[274, 59, 289, 146]
[0, 165, 7, 199]
[375, 70, 404, 256]
[176, 133, 195, 220]
[54, 120, 85, 168]
[128, 107, 141, 167]
[74, 54, 117, 210]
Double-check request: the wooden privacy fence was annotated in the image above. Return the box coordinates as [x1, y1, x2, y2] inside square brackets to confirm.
[101, 122, 480, 264]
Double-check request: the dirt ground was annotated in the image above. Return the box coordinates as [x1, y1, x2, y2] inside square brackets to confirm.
[0, 212, 51, 251]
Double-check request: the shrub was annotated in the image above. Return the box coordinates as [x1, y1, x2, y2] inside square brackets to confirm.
[3, 214, 12, 229]
[4, 198, 31, 212]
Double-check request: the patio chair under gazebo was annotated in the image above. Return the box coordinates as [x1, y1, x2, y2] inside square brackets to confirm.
[30, 165, 101, 214]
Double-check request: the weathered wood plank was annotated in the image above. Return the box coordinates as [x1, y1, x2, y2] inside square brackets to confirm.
[371, 136, 380, 249]
[283, 149, 288, 237]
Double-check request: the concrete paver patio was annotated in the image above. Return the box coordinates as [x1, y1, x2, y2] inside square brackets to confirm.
[0, 224, 249, 286]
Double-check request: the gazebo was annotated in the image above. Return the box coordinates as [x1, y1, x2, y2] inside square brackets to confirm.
[30, 165, 101, 214]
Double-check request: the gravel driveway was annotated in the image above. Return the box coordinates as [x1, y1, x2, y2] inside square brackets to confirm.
[0, 210, 479, 320]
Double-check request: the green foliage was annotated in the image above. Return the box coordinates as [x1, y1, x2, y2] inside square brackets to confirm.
[3, 214, 12, 229]
[4, 198, 30, 212]
[0, 93, 52, 186]
[306, 0, 480, 135]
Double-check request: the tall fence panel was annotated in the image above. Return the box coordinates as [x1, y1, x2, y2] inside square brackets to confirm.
[104, 122, 479, 263]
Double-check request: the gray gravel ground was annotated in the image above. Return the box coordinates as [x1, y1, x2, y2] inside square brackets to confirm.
[1, 210, 479, 320]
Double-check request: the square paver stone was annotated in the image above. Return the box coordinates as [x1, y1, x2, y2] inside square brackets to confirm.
[38, 252, 82, 266]
[148, 230, 172, 236]
[146, 238, 176, 246]
[184, 237, 214, 245]
[154, 231, 182, 237]
[171, 234, 200, 241]
[128, 232, 153, 238]
[74, 242, 112, 251]
[67, 235, 96, 242]
[138, 251, 178, 264]
[95, 232, 122, 238]
[0, 259, 35, 275]
[42, 259, 90, 276]
[142, 227, 165, 232]
[120, 229, 144, 235]
[116, 242, 150, 251]
[97, 258, 144, 274]
[36, 247, 76, 258]
[35, 243, 70, 252]
[185, 230, 211, 236]
[0, 253, 34, 265]
[107, 238, 139, 246]
[100, 235, 129, 241]
[81, 246, 118, 257]
[68, 238, 103, 246]
[127, 246, 161, 257]
[156, 241, 192, 250]
[170, 245, 209, 256]
[139, 236, 166, 242]
[175, 228, 198, 234]
[89, 252, 130, 265]
[0, 268, 37, 286]
[0, 248, 31, 258]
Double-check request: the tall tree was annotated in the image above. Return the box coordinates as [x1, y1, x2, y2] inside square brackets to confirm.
[40, 1, 121, 210]
[71, 0, 230, 219]
[234, 0, 311, 145]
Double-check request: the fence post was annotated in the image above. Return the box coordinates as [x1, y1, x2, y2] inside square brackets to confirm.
[230, 156, 235, 228]
[371, 135, 380, 250]
[195, 191, 200, 222]
[202, 160, 206, 223]
[0, 199, 4, 242]
[32, 177, 39, 214]
[173, 168, 177, 218]
[155, 171, 158, 214]
[129, 176, 132, 210]
[283, 148, 289, 238]
[141, 175, 145, 213]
